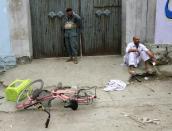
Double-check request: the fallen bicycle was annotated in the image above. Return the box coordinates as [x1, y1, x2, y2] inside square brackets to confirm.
[16, 79, 97, 128]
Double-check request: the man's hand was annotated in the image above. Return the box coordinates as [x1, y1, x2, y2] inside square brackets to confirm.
[146, 50, 156, 64]
[146, 50, 155, 59]
[128, 48, 139, 53]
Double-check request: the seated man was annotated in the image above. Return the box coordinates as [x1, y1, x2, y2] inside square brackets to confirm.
[124, 36, 156, 75]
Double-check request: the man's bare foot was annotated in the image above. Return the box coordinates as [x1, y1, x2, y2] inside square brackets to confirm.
[128, 66, 136, 75]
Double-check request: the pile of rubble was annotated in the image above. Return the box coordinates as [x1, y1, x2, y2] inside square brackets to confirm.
[146, 44, 172, 78]
[147, 44, 172, 65]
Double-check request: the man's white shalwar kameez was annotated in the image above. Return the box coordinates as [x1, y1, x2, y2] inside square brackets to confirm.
[124, 42, 150, 67]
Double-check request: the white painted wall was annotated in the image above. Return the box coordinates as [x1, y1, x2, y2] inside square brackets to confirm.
[155, 0, 172, 44]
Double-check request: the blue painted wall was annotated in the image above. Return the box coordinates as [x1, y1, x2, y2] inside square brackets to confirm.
[0, 0, 16, 67]
[0, 0, 11, 56]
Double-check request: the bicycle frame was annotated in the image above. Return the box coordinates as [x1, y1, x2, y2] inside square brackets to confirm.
[16, 88, 97, 110]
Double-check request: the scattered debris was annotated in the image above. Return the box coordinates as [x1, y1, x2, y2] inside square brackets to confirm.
[152, 64, 161, 75]
[121, 112, 160, 126]
[147, 87, 155, 93]
[130, 75, 142, 82]
[0, 81, 7, 88]
[148, 44, 172, 65]
[121, 112, 145, 126]
[144, 77, 149, 81]
[139, 117, 160, 125]
[17, 56, 32, 65]
[103, 80, 126, 91]
[143, 85, 156, 93]
[0, 96, 4, 99]
[129, 72, 157, 82]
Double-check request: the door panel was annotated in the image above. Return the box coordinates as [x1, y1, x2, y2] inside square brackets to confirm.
[30, 0, 79, 58]
[82, 0, 121, 55]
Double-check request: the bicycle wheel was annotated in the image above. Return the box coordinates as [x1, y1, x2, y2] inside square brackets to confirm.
[38, 90, 52, 108]
[76, 86, 97, 104]
[16, 79, 44, 109]
[77, 86, 97, 97]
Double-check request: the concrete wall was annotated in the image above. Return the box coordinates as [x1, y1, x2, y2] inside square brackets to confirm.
[8, 0, 32, 58]
[122, 0, 127, 54]
[146, 0, 157, 43]
[5, 0, 157, 57]
[122, 0, 157, 52]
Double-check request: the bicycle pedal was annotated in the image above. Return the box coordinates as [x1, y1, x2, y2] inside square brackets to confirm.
[38, 106, 42, 109]
[38, 105, 44, 110]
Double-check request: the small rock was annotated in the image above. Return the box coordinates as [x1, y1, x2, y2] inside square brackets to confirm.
[144, 77, 149, 80]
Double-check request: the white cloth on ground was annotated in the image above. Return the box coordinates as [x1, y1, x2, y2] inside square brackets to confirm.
[103, 80, 127, 92]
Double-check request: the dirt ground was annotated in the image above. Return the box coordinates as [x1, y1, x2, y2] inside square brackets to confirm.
[0, 56, 172, 131]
